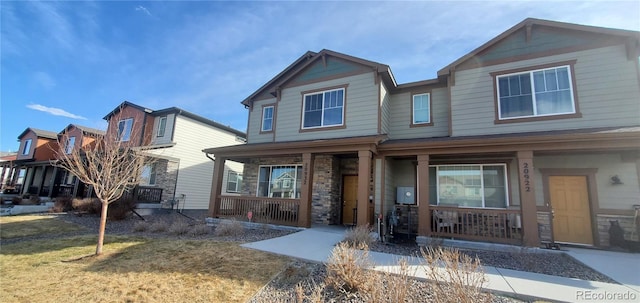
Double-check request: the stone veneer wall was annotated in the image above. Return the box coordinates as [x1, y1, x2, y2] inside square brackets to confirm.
[154, 159, 179, 202]
[537, 211, 552, 243]
[596, 214, 639, 246]
[311, 155, 341, 225]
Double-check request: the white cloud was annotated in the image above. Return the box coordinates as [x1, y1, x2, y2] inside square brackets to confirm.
[26, 104, 87, 120]
[135, 5, 151, 16]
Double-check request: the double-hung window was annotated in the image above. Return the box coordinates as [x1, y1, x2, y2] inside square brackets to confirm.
[157, 116, 167, 137]
[429, 164, 508, 208]
[302, 88, 344, 129]
[412, 93, 431, 125]
[117, 118, 133, 142]
[496, 65, 575, 120]
[226, 171, 243, 193]
[65, 136, 76, 154]
[262, 106, 274, 132]
[257, 165, 302, 198]
[22, 139, 32, 155]
[140, 164, 156, 186]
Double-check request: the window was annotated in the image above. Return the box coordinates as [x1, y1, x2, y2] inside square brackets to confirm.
[261, 106, 274, 132]
[257, 165, 302, 198]
[429, 164, 508, 208]
[64, 136, 76, 154]
[302, 88, 344, 129]
[140, 164, 156, 186]
[412, 93, 431, 125]
[117, 118, 133, 141]
[497, 65, 575, 120]
[226, 171, 243, 193]
[157, 116, 167, 137]
[22, 139, 32, 155]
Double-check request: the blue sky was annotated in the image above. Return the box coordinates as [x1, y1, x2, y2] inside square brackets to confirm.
[1, 1, 638, 151]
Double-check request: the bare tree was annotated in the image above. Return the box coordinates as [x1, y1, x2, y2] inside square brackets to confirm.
[53, 118, 152, 255]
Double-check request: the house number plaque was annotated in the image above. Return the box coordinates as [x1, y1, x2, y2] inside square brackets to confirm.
[521, 162, 531, 192]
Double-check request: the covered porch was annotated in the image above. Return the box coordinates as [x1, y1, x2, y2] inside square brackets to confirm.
[204, 135, 386, 228]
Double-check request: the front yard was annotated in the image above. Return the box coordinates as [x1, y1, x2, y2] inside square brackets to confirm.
[0, 215, 289, 303]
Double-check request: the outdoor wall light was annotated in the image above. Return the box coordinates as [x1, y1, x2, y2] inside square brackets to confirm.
[610, 175, 623, 185]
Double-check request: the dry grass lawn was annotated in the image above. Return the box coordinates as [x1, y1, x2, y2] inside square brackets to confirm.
[1, 223, 289, 303]
[0, 215, 86, 239]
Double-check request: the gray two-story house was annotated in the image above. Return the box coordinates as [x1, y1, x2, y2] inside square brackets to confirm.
[204, 18, 640, 248]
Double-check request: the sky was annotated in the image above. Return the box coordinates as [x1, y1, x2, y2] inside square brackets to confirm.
[1, 1, 639, 151]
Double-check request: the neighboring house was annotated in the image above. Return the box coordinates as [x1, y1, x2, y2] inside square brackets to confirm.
[103, 101, 246, 209]
[0, 128, 59, 196]
[204, 18, 640, 249]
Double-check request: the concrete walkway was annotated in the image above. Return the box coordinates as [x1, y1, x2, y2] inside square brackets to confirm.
[242, 227, 640, 302]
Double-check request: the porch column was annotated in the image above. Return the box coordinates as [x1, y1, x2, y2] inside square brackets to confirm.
[517, 151, 540, 247]
[48, 167, 59, 198]
[208, 156, 227, 217]
[357, 150, 372, 226]
[0, 164, 7, 187]
[298, 153, 315, 227]
[417, 154, 431, 237]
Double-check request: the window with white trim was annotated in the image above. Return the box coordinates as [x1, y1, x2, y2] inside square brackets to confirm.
[497, 65, 575, 119]
[412, 93, 431, 124]
[262, 106, 274, 132]
[64, 136, 76, 154]
[302, 88, 344, 129]
[157, 116, 167, 137]
[140, 164, 156, 186]
[428, 164, 508, 208]
[257, 165, 302, 198]
[22, 139, 32, 155]
[117, 118, 133, 141]
[226, 171, 243, 193]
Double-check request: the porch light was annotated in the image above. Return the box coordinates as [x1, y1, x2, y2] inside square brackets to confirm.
[610, 175, 623, 185]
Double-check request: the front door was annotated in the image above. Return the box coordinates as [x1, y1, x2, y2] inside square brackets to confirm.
[342, 175, 358, 225]
[550, 176, 594, 245]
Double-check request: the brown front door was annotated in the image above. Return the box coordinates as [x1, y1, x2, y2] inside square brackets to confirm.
[550, 176, 594, 245]
[342, 175, 358, 225]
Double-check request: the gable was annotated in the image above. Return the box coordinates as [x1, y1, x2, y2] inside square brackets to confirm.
[458, 25, 631, 70]
[287, 56, 370, 87]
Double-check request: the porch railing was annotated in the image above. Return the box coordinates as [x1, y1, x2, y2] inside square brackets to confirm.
[430, 206, 523, 245]
[128, 186, 163, 203]
[218, 196, 300, 227]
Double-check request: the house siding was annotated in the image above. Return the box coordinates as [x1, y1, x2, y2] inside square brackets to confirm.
[151, 113, 175, 145]
[274, 72, 379, 141]
[388, 87, 450, 139]
[380, 83, 390, 135]
[16, 132, 38, 160]
[451, 44, 640, 137]
[162, 115, 244, 209]
[105, 106, 148, 146]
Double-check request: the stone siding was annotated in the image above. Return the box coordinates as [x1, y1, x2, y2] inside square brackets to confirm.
[154, 159, 179, 202]
[596, 214, 639, 246]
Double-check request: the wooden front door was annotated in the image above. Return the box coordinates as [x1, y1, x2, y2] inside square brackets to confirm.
[342, 175, 358, 225]
[550, 176, 593, 245]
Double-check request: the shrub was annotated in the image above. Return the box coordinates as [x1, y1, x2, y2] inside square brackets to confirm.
[168, 221, 191, 235]
[190, 224, 211, 236]
[214, 219, 244, 237]
[51, 196, 73, 213]
[420, 246, 492, 303]
[343, 224, 374, 249]
[325, 242, 373, 294]
[72, 198, 101, 214]
[24, 195, 41, 205]
[107, 197, 137, 220]
[11, 196, 22, 205]
[149, 221, 168, 233]
[133, 221, 149, 232]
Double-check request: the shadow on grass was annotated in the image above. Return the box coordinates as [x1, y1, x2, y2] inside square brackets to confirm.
[0, 235, 144, 256]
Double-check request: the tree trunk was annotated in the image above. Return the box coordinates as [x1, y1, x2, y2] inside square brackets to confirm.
[96, 200, 109, 255]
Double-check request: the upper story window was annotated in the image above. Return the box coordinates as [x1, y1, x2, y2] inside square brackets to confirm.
[22, 139, 32, 155]
[302, 88, 344, 129]
[496, 65, 576, 120]
[157, 116, 167, 137]
[64, 136, 76, 154]
[412, 93, 431, 125]
[117, 118, 133, 142]
[261, 106, 274, 132]
[226, 171, 243, 193]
